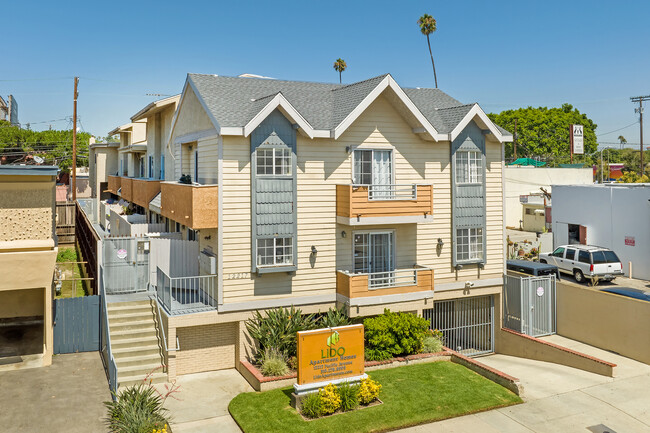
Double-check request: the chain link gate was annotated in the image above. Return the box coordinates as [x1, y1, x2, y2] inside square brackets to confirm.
[423, 295, 495, 357]
[504, 274, 556, 337]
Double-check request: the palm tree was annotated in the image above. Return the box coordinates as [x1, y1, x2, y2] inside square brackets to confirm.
[618, 135, 627, 149]
[333, 58, 347, 84]
[418, 14, 438, 88]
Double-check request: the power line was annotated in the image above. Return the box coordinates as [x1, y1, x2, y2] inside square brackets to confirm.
[596, 121, 639, 136]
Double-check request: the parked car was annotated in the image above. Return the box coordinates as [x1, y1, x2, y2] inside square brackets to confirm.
[600, 287, 650, 302]
[539, 245, 623, 283]
[506, 259, 560, 279]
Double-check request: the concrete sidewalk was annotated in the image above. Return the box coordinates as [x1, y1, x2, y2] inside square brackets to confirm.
[155, 369, 252, 433]
[400, 336, 650, 433]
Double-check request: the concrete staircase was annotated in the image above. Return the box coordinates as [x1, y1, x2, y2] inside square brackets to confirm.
[107, 299, 166, 388]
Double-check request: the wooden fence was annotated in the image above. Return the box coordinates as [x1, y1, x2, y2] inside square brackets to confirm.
[76, 201, 100, 295]
[55, 202, 76, 244]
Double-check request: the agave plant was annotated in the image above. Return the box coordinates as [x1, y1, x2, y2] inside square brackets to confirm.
[104, 383, 169, 433]
[245, 306, 318, 361]
[319, 305, 351, 328]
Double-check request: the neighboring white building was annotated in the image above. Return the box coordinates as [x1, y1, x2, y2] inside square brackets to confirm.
[505, 166, 592, 230]
[551, 184, 650, 281]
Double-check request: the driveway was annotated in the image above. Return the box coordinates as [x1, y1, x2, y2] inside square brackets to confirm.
[400, 336, 650, 432]
[0, 351, 111, 433]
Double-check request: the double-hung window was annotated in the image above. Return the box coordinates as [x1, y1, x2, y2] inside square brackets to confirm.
[256, 148, 291, 176]
[257, 237, 293, 267]
[456, 227, 483, 261]
[455, 150, 482, 184]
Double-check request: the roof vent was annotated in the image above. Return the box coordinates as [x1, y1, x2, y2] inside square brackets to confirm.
[238, 73, 276, 80]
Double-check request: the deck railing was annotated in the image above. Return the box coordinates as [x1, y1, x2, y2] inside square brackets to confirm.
[356, 184, 418, 201]
[156, 267, 217, 315]
[365, 268, 418, 289]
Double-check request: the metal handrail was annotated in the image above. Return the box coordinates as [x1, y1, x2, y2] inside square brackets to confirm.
[352, 184, 418, 201]
[100, 265, 118, 397]
[151, 295, 178, 352]
[155, 266, 217, 315]
[342, 267, 422, 290]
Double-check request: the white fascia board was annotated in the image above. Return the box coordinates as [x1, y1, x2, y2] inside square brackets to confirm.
[243, 93, 315, 139]
[166, 80, 190, 151]
[450, 104, 510, 143]
[219, 127, 244, 136]
[333, 75, 443, 141]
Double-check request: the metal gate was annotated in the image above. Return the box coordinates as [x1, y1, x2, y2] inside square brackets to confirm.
[504, 274, 556, 337]
[423, 295, 494, 357]
[102, 237, 150, 294]
[53, 296, 100, 354]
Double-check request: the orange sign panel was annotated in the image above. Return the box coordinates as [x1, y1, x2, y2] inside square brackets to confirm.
[297, 324, 364, 385]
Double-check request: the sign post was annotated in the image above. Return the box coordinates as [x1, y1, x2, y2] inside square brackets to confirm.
[571, 124, 584, 159]
[293, 324, 365, 400]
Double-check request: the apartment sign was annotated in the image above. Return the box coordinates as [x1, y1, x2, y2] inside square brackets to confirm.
[572, 124, 584, 155]
[296, 324, 364, 385]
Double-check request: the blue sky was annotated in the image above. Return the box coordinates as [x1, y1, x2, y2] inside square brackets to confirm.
[2, 0, 649, 149]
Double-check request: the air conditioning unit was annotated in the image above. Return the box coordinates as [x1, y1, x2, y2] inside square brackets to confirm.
[199, 249, 217, 275]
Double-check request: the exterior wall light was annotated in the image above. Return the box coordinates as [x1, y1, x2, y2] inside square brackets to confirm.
[311, 246, 318, 254]
[437, 238, 444, 248]
[341, 231, 347, 238]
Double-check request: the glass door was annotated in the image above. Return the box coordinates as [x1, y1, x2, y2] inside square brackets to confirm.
[354, 232, 394, 288]
[353, 149, 393, 198]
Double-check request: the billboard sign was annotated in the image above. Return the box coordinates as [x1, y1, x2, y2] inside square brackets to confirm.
[572, 124, 584, 155]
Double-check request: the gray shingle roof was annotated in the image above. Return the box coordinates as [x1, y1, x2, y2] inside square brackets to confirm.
[187, 73, 510, 136]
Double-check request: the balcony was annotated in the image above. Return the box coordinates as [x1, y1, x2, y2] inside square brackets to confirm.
[336, 184, 433, 225]
[120, 177, 134, 202]
[107, 175, 121, 195]
[130, 178, 161, 209]
[156, 267, 217, 315]
[160, 182, 219, 229]
[336, 266, 433, 299]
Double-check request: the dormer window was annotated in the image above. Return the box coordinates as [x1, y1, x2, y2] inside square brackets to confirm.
[256, 148, 291, 176]
[455, 150, 482, 184]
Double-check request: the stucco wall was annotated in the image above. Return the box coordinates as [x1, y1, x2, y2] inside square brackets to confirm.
[552, 185, 650, 280]
[0, 288, 45, 319]
[556, 281, 650, 365]
[0, 176, 54, 242]
[504, 167, 592, 228]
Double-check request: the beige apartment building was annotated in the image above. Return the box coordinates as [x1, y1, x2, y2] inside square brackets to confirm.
[94, 73, 511, 385]
[0, 165, 58, 369]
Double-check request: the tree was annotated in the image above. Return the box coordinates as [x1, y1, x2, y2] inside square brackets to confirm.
[618, 135, 627, 149]
[617, 170, 649, 183]
[488, 104, 598, 162]
[418, 14, 438, 88]
[333, 58, 347, 84]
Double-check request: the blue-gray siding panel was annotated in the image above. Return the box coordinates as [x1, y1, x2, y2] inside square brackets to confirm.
[53, 295, 100, 354]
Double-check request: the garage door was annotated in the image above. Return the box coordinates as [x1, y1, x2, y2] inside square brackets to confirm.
[423, 295, 494, 357]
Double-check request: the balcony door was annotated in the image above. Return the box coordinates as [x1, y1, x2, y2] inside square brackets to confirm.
[354, 231, 394, 287]
[353, 149, 393, 198]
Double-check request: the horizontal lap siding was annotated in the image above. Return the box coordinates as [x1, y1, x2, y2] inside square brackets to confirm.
[218, 95, 503, 304]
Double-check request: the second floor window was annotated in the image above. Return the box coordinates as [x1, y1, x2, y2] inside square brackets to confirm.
[353, 149, 392, 185]
[455, 150, 483, 184]
[256, 148, 291, 176]
[257, 237, 293, 266]
[456, 227, 483, 261]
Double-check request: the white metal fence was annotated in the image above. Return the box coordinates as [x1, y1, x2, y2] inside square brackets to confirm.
[504, 274, 556, 337]
[423, 295, 495, 357]
[360, 184, 418, 200]
[368, 269, 417, 289]
[156, 267, 217, 315]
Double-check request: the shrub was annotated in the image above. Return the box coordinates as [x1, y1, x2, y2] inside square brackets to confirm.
[319, 383, 341, 415]
[358, 377, 382, 405]
[104, 383, 169, 433]
[363, 309, 430, 360]
[56, 247, 78, 262]
[318, 306, 351, 328]
[260, 348, 289, 377]
[422, 335, 444, 354]
[301, 392, 322, 419]
[336, 382, 359, 412]
[287, 355, 298, 371]
[245, 306, 318, 361]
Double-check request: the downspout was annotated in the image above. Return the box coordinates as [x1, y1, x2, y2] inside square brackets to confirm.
[217, 133, 224, 307]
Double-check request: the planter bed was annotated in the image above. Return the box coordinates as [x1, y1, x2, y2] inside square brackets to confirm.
[238, 350, 451, 392]
[229, 361, 523, 433]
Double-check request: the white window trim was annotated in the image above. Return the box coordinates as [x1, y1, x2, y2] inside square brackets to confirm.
[256, 237, 294, 267]
[351, 229, 396, 274]
[455, 149, 483, 185]
[256, 147, 292, 177]
[456, 227, 484, 262]
[351, 148, 395, 185]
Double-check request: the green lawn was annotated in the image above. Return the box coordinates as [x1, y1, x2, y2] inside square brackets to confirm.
[229, 361, 522, 433]
[56, 247, 88, 298]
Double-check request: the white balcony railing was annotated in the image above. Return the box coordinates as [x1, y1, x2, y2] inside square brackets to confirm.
[353, 184, 418, 201]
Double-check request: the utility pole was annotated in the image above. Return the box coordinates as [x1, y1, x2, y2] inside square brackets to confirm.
[631, 95, 649, 176]
[72, 77, 78, 201]
[513, 118, 518, 159]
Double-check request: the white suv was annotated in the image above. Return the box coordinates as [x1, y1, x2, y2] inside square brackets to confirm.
[539, 245, 623, 283]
